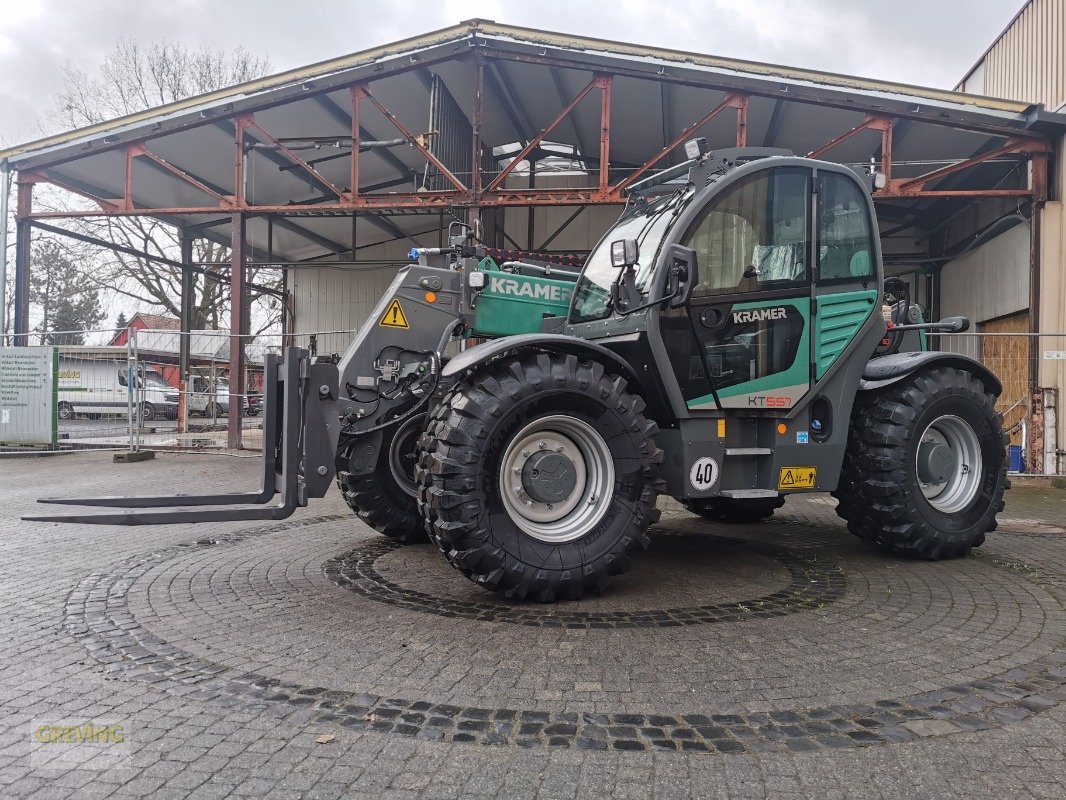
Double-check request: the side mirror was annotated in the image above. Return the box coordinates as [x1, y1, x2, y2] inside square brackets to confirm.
[665, 244, 696, 308]
[610, 238, 639, 268]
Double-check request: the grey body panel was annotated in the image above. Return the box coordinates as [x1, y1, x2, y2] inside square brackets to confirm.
[859, 351, 1002, 395]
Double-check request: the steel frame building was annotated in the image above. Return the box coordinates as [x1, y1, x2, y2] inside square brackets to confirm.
[1, 19, 1063, 449]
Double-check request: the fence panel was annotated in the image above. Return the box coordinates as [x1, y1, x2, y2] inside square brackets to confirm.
[1, 328, 137, 454]
[929, 332, 1066, 475]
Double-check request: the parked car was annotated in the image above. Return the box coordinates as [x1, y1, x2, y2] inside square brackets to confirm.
[189, 377, 249, 417]
[57, 358, 178, 421]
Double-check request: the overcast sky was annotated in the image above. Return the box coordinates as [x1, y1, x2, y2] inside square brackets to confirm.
[0, 0, 1024, 148]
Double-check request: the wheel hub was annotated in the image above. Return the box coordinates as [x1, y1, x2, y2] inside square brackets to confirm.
[917, 439, 957, 485]
[499, 415, 615, 544]
[916, 415, 983, 513]
[521, 451, 578, 503]
[388, 415, 425, 498]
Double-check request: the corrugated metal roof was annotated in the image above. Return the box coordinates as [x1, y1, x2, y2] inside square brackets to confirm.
[0, 18, 1042, 166]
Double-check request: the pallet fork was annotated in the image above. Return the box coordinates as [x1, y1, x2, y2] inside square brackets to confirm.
[23, 348, 339, 525]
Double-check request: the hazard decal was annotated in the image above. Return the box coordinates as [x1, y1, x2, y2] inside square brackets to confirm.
[778, 467, 816, 490]
[379, 299, 410, 329]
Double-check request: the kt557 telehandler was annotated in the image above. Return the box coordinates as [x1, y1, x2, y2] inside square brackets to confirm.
[30, 143, 1008, 602]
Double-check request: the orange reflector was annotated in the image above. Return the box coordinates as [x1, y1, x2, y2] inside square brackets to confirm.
[425, 291, 437, 303]
[777, 423, 788, 435]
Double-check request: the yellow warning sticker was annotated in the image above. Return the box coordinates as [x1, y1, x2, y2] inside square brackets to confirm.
[778, 466, 816, 490]
[379, 298, 410, 329]
[716, 419, 726, 438]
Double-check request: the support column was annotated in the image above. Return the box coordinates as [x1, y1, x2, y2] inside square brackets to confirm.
[178, 233, 195, 434]
[13, 180, 32, 345]
[227, 212, 246, 449]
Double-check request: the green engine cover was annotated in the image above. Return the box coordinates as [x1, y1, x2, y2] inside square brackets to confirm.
[470, 258, 576, 338]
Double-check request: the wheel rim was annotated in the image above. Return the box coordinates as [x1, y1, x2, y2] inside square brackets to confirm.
[498, 414, 614, 544]
[59, 403, 72, 420]
[916, 414, 983, 513]
[388, 415, 424, 498]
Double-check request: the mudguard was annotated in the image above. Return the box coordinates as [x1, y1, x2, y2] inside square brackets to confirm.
[442, 333, 641, 387]
[859, 351, 1002, 396]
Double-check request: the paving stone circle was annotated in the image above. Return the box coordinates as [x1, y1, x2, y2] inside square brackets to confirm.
[63, 514, 1066, 755]
[322, 532, 846, 628]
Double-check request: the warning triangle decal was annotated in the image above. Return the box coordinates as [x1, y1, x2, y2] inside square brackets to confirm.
[781, 470, 795, 486]
[379, 299, 410, 329]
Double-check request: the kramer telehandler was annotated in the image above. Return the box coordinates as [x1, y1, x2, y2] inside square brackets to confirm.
[30, 143, 1008, 602]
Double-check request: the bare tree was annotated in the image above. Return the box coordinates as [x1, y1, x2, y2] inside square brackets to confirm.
[46, 39, 281, 335]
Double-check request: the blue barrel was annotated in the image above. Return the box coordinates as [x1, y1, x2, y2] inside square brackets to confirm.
[1008, 445, 1024, 473]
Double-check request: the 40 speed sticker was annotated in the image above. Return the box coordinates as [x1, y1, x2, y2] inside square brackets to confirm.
[689, 457, 720, 491]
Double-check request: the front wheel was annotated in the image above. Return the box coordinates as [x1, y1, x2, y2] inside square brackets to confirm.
[417, 353, 662, 602]
[58, 401, 74, 421]
[833, 366, 1007, 559]
[338, 413, 427, 544]
[140, 402, 156, 422]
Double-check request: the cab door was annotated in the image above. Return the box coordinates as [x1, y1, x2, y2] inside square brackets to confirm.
[659, 166, 813, 413]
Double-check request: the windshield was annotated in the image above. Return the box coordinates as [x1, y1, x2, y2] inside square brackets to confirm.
[570, 189, 690, 323]
[140, 371, 171, 389]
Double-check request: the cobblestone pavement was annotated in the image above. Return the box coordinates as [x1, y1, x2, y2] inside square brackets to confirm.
[0, 452, 1063, 799]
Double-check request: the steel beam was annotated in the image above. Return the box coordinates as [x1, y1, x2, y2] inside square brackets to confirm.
[354, 84, 467, 192]
[614, 93, 746, 195]
[486, 74, 609, 193]
[485, 60, 535, 142]
[660, 82, 673, 166]
[807, 114, 893, 159]
[244, 116, 348, 200]
[12, 180, 32, 344]
[315, 93, 412, 180]
[762, 99, 786, 147]
[480, 46, 1045, 141]
[178, 233, 194, 433]
[598, 75, 612, 189]
[881, 136, 1048, 196]
[227, 211, 246, 449]
[132, 143, 233, 206]
[549, 68, 590, 158]
[271, 217, 348, 254]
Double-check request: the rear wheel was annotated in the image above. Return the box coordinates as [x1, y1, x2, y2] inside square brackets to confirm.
[417, 353, 662, 602]
[683, 496, 784, 523]
[833, 366, 1007, 559]
[58, 402, 74, 421]
[339, 414, 427, 544]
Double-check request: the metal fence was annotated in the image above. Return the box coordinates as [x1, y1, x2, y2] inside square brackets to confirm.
[0, 326, 361, 455]
[3, 325, 1064, 475]
[928, 332, 1065, 476]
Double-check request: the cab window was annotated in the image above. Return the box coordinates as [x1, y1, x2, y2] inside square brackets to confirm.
[683, 168, 810, 299]
[817, 172, 875, 281]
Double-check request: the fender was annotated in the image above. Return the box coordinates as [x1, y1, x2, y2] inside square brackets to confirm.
[442, 333, 643, 389]
[859, 351, 1002, 396]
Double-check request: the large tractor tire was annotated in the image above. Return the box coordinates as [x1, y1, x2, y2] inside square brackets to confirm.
[338, 413, 427, 544]
[416, 353, 662, 602]
[833, 366, 1007, 559]
[683, 496, 785, 524]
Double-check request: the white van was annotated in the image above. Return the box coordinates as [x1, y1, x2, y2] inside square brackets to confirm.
[57, 358, 178, 421]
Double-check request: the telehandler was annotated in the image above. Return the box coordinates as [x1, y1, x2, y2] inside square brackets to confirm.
[29, 143, 1008, 602]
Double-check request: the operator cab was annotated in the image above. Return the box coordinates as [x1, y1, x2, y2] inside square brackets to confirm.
[568, 145, 882, 422]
